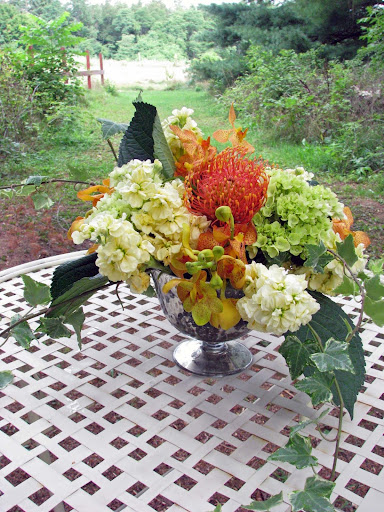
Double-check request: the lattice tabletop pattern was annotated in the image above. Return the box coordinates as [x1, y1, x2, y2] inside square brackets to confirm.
[0, 256, 383, 512]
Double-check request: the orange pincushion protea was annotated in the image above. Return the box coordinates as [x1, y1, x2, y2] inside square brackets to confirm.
[184, 147, 269, 224]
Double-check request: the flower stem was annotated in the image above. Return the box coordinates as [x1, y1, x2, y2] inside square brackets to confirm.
[330, 379, 344, 481]
[326, 248, 366, 343]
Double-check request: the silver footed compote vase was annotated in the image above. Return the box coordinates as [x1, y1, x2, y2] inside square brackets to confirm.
[151, 270, 253, 376]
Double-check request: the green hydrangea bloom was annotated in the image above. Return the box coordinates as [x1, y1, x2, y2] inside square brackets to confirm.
[251, 167, 344, 258]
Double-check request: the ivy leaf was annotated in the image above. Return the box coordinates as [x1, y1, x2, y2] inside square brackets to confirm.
[333, 275, 359, 296]
[0, 371, 14, 389]
[368, 258, 384, 275]
[65, 308, 85, 349]
[97, 118, 129, 139]
[292, 292, 365, 419]
[304, 242, 333, 273]
[50, 253, 99, 300]
[364, 296, 384, 327]
[335, 234, 358, 267]
[48, 275, 109, 319]
[290, 409, 330, 436]
[365, 275, 384, 301]
[242, 492, 283, 510]
[25, 175, 47, 186]
[21, 275, 51, 306]
[118, 101, 156, 166]
[18, 185, 37, 196]
[290, 476, 335, 512]
[295, 372, 334, 406]
[141, 285, 156, 298]
[268, 434, 318, 469]
[264, 250, 291, 266]
[279, 335, 318, 380]
[31, 192, 54, 210]
[310, 338, 355, 373]
[153, 113, 176, 180]
[39, 317, 72, 339]
[10, 315, 36, 349]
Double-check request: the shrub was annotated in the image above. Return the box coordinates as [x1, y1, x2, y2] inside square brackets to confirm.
[222, 46, 384, 174]
[189, 47, 248, 92]
[0, 49, 38, 155]
[18, 11, 85, 113]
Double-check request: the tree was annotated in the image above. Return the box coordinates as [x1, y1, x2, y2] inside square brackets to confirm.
[359, 5, 384, 68]
[292, 0, 380, 59]
[0, 2, 34, 46]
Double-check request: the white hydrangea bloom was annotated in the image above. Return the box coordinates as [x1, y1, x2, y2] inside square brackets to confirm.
[95, 225, 155, 282]
[127, 270, 151, 294]
[161, 107, 203, 158]
[71, 158, 210, 282]
[236, 262, 320, 336]
[295, 239, 368, 295]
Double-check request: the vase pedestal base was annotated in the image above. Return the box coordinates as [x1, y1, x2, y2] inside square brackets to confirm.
[173, 339, 253, 377]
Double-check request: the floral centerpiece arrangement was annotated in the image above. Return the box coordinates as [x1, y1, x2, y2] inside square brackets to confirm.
[1, 96, 384, 512]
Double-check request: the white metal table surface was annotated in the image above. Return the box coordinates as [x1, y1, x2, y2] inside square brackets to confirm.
[0, 255, 383, 512]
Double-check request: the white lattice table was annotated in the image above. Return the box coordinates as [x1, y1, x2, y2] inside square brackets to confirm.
[0, 255, 383, 512]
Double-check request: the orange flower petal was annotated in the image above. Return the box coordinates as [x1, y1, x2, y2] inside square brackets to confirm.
[67, 216, 84, 240]
[352, 231, 371, 248]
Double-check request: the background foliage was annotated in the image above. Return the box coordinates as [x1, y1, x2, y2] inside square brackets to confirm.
[0, 0, 383, 178]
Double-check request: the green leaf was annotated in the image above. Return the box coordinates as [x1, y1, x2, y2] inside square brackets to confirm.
[290, 476, 335, 512]
[365, 275, 384, 301]
[97, 118, 129, 140]
[368, 258, 384, 275]
[336, 234, 358, 267]
[31, 192, 54, 210]
[304, 242, 333, 273]
[118, 101, 156, 166]
[279, 335, 318, 380]
[292, 292, 365, 419]
[50, 253, 99, 300]
[65, 308, 85, 349]
[10, 315, 36, 348]
[268, 433, 318, 469]
[264, 250, 291, 266]
[295, 372, 334, 406]
[333, 276, 359, 296]
[39, 317, 72, 339]
[18, 185, 37, 196]
[25, 175, 47, 186]
[48, 275, 109, 319]
[153, 113, 176, 180]
[21, 275, 51, 306]
[0, 371, 14, 389]
[243, 491, 283, 510]
[290, 409, 330, 436]
[141, 285, 156, 298]
[310, 338, 355, 373]
[364, 296, 384, 327]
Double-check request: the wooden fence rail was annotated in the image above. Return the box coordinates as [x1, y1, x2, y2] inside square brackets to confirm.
[27, 47, 105, 89]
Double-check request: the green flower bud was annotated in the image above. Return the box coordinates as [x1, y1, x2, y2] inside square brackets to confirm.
[212, 246, 225, 260]
[201, 249, 214, 261]
[215, 206, 232, 223]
